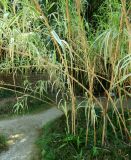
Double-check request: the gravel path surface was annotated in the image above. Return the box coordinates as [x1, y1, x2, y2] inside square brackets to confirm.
[0, 107, 63, 160]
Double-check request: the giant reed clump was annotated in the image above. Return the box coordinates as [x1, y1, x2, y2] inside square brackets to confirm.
[0, 0, 130, 146]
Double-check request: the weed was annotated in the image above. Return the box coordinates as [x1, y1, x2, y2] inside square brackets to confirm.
[0, 134, 8, 152]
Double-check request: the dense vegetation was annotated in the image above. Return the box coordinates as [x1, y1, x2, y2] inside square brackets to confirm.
[37, 109, 130, 160]
[0, 0, 130, 159]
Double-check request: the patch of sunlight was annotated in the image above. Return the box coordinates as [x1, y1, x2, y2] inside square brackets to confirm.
[7, 139, 15, 145]
[7, 133, 25, 145]
[9, 133, 24, 139]
[20, 138, 27, 143]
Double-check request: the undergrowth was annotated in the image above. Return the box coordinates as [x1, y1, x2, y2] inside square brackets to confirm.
[37, 108, 131, 160]
[0, 134, 8, 152]
[0, 98, 52, 119]
[0, 89, 52, 117]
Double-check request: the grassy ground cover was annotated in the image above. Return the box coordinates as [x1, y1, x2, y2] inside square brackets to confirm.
[36, 108, 130, 160]
[0, 134, 8, 153]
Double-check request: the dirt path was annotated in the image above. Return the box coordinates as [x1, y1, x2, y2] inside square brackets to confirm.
[0, 107, 63, 160]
